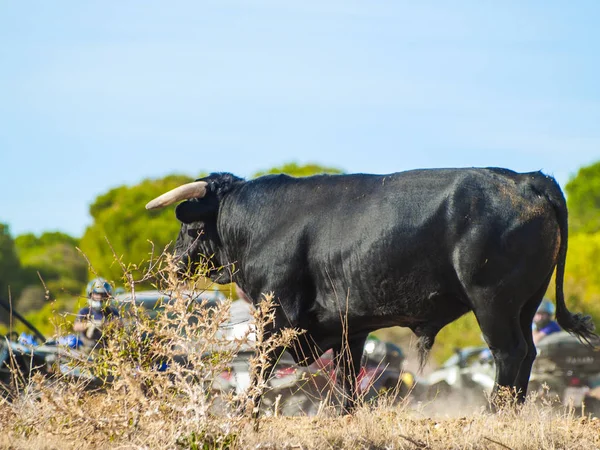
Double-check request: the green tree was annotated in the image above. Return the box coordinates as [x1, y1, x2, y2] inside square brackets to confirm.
[561, 160, 600, 328]
[0, 223, 25, 325]
[0, 223, 24, 300]
[14, 231, 88, 313]
[252, 162, 343, 178]
[79, 174, 196, 286]
[566, 161, 600, 234]
[560, 231, 600, 327]
[16, 286, 46, 314]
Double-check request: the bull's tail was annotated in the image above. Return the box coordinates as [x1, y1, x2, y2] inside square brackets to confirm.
[532, 172, 597, 346]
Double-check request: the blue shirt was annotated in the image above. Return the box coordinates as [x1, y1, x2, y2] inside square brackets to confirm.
[537, 320, 561, 336]
[77, 306, 119, 322]
[76, 306, 120, 345]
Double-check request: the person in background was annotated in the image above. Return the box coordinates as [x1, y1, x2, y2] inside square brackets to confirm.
[73, 277, 120, 350]
[532, 299, 561, 345]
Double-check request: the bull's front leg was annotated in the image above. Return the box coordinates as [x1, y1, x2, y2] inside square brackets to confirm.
[335, 335, 367, 414]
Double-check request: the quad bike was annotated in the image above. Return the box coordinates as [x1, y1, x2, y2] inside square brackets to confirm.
[425, 332, 600, 415]
[359, 338, 421, 403]
[217, 334, 419, 416]
[0, 298, 102, 400]
[529, 331, 600, 415]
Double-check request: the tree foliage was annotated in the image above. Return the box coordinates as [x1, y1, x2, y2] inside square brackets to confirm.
[561, 231, 600, 325]
[0, 223, 25, 325]
[566, 161, 600, 234]
[252, 162, 343, 178]
[15, 232, 88, 303]
[0, 227, 87, 329]
[79, 174, 196, 287]
[0, 223, 23, 300]
[559, 161, 600, 326]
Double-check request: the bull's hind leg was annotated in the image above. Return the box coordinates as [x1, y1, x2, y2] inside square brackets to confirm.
[514, 275, 553, 403]
[473, 295, 528, 408]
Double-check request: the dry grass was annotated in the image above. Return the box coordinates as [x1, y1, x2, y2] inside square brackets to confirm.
[2, 394, 600, 449]
[1, 256, 599, 449]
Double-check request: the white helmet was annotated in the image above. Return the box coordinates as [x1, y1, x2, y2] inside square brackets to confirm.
[86, 277, 113, 309]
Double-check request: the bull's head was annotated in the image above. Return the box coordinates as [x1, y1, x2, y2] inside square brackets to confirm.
[146, 173, 243, 283]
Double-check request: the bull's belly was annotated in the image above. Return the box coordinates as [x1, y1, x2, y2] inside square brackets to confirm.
[308, 287, 470, 336]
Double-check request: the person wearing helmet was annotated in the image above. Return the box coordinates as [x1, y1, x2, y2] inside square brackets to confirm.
[532, 299, 561, 345]
[73, 277, 120, 350]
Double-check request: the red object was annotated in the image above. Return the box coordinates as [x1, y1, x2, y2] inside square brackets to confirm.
[274, 366, 297, 378]
[219, 370, 233, 381]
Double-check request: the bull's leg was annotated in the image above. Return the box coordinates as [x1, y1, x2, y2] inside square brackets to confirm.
[335, 335, 367, 414]
[514, 276, 552, 402]
[513, 300, 540, 403]
[474, 308, 527, 409]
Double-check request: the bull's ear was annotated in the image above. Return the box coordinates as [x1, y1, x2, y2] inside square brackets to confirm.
[175, 200, 217, 224]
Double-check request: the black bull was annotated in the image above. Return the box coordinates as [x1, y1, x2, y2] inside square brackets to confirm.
[146, 167, 596, 408]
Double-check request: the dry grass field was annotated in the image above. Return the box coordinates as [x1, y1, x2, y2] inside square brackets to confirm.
[2, 263, 599, 449]
[2, 392, 599, 449]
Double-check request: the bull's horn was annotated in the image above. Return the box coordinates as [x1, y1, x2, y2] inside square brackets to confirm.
[145, 181, 208, 210]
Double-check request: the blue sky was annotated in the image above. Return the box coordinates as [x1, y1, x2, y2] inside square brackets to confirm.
[1, 1, 599, 237]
